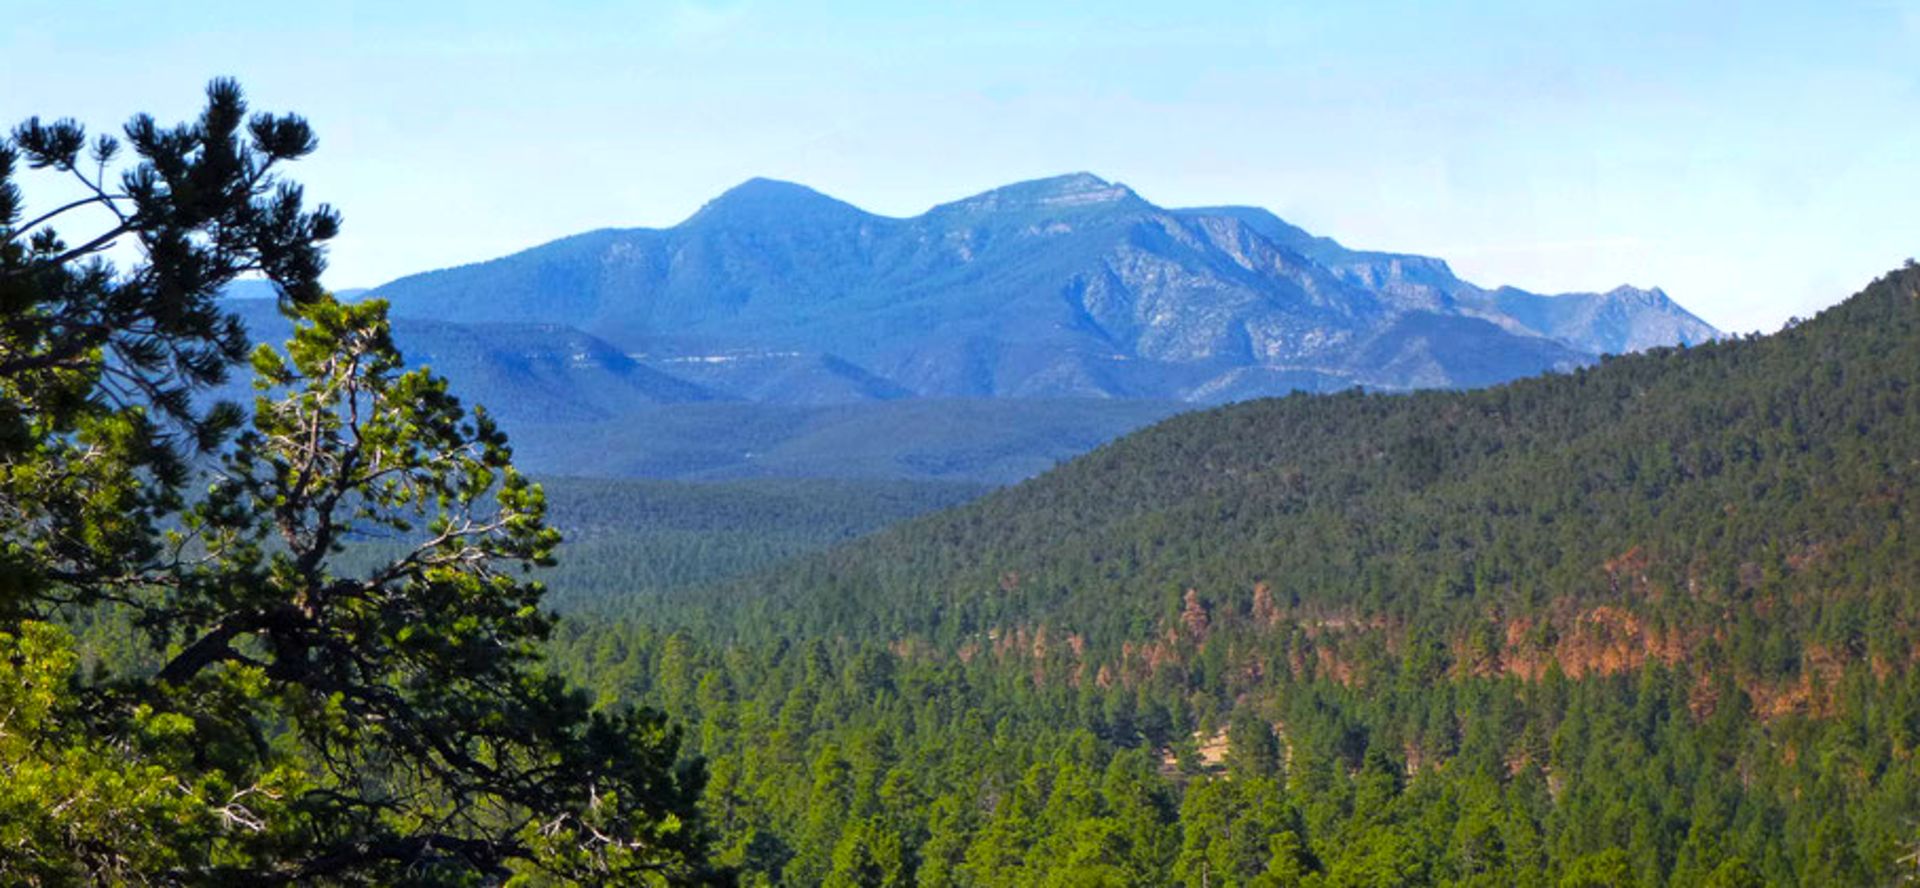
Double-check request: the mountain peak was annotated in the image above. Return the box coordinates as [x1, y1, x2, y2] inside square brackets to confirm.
[686, 178, 869, 228]
[936, 172, 1144, 215]
[1601, 284, 1672, 306]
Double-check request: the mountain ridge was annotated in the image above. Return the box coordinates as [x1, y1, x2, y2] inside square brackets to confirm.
[366, 173, 1719, 404]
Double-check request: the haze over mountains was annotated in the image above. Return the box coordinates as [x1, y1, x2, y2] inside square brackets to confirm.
[228, 174, 1718, 482]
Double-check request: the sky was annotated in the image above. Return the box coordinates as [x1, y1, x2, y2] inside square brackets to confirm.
[3, 2, 1917, 334]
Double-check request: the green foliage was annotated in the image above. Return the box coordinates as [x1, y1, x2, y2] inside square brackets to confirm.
[128, 295, 708, 881]
[0, 622, 221, 883]
[0, 86, 716, 885]
[0, 77, 337, 622]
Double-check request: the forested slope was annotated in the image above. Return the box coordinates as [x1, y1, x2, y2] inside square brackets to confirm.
[683, 263, 1919, 685]
[531, 476, 985, 610]
[545, 265, 1920, 886]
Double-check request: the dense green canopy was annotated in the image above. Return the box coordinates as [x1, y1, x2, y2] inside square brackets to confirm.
[545, 264, 1920, 885]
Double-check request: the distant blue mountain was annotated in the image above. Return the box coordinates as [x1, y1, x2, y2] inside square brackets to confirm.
[1182, 204, 1717, 355]
[218, 175, 1720, 483]
[366, 173, 1719, 403]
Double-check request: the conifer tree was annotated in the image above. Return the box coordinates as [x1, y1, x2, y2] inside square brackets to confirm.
[0, 82, 718, 885]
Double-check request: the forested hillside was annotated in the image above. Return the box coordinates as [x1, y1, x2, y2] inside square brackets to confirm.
[323, 476, 981, 617]
[508, 476, 983, 611]
[544, 264, 1920, 886]
[672, 263, 1918, 665]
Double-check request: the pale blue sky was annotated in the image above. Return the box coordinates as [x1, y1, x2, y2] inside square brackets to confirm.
[4, 2, 1917, 332]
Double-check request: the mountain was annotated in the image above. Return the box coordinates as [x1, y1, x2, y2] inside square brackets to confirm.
[1180, 204, 1720, 355]
[551, 265, 1920, 886]
[220, 176, 1719, 484]
[1484, 283, 1717, 354]
[368, 173, 1718, 403]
